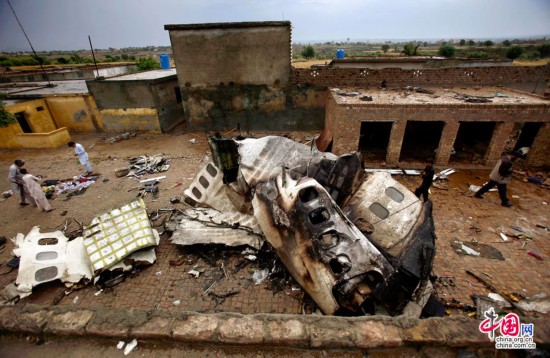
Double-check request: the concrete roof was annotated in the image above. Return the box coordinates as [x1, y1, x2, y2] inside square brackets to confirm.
[330, 86, 550, 105]
[105, 69, 177, 81]
[0, 80, 89, 97]
[164, 21, 291, 31]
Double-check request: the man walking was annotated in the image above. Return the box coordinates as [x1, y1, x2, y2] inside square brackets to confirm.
[475, 151, 521, 207]
[68, 141, 92, 175]
[415, 158, 435, 202]
[7, 159, 29, 206]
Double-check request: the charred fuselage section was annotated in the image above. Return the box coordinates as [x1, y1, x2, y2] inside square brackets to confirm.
[183, 135, 437, 316]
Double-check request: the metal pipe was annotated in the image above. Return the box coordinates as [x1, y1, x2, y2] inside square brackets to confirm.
[88, 35, 100, 78]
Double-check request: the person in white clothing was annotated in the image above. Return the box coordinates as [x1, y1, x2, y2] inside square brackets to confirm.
[20, 168, 53, 212]
[7, 159, 29, 205]
[68, 141, 93, 174]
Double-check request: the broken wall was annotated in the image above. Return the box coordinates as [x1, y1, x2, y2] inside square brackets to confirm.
[326, 94, 550, 167]
[292, 65, 550, 88]
[150, 78, 185, 132]
[46, 95, 103, 133]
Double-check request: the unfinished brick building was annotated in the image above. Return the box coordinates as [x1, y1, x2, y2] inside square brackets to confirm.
[165, 21, 550, 168]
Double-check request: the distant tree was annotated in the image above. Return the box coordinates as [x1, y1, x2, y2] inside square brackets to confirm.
[467, 51, 488, 59]
[0, 98, 16, 128]
[467, 39, 475, 46]
[381, 44, 390, 53]
[136, 56, 160, 71]
[483, 40, 494, 47]
[69, 54, 83, 63]
[459, 39, 466, 46]
[129, 55, 136, 61]
[55, 57, 69, 64]
[121, 53, 129, 60]
[537, 43, 550, 57]
[502, 40, 512, 47]
[423, 41, 428, 47]
[438, 44, 456, 57]
[402, 43, 420, 56]
[506, 46, 525, 59]
[519, 50, 541, 60]
[301, 45, 316, 59]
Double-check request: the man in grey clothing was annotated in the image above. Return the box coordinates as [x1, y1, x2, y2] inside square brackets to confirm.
[475, 151, 521, 207]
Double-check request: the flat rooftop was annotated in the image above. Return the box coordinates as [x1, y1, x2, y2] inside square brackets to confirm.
[330, 86, 549, 105]
[105, 69, 177, 81]
[0, 80, 89, 97]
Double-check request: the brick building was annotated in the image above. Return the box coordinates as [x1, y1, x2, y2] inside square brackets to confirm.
[165, 21, 550, 167]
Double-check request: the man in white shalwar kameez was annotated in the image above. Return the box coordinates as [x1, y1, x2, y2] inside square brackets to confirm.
[7, 159, 29, 205]
[68, 141, 93, 174]
[20, 168, 53, 212]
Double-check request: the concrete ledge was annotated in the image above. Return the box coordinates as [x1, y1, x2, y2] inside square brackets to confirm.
[15, 127, 71, 148]
[0, 304, 548, 350]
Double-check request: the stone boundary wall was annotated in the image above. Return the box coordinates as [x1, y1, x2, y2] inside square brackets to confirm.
[291, 65, 550, 88]
[0, 305, 548, 352]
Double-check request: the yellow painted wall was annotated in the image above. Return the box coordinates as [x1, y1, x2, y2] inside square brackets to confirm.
[46, 95, 104, 132]
[100, 108, 161, 133]
[0, 122, 23, 148]
[15, 127, 72, 148]
[6, 99, 57, 133]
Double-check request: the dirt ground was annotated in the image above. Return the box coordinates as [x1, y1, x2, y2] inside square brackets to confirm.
[0, 129, 549, 318]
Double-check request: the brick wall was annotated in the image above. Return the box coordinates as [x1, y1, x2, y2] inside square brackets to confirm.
[326, 95, 550, 166]
[292, 65, 550, 88]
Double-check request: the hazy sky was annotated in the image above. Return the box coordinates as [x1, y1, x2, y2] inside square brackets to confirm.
[1, 0, 549, 51]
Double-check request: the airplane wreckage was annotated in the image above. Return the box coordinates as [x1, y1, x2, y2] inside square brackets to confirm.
[176, 134, 437, 317]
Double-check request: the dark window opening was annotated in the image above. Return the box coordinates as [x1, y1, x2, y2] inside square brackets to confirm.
[36, 106, 44, 111]
[450, 122, 495, 164]
[299, 187, 319, 203]
[15, 112, 32, 133]
[317, 231, 342, 249]
[329, 255, 351, 275]
[191, 187, 202, 199]
[399, 121, 444, 162]
[309, 207, 330, 225]
[206, 163, 218, 177]
[199, 175, 210, 189]
[514, 122, 542, 152]
[358, 121, 392, 162]
[174, 86, 182, 104]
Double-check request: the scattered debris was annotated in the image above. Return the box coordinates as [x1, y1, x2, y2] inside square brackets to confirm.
[13, 227, 92, 298]
[252, 268, 269, 285]
[516, 292, 550, 314]
[2, 190, 13, 198]
[117, 341, 125, 350]
[123, 339, 138, 355]
[106, 132, 136, 143]
[173, 299, 181, 306]
[434, 168, 455, 180]
[454, 94, 492, 103]
[451, 240, 504, 260]
[499, 233, 508, 242]
[114, 168, 130, 178]
[359, 95, 372, 101]
[188, 269, 200, 278]
[82, 199, 159, 273]
[189, 138, 198, 144]
[466, 270, 525, 315]
[127, 155, 170, 177]
[527, 251, 544, 261]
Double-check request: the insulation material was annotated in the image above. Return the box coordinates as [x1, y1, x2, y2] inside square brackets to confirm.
[107, 229, 161, 272]
[83, 199, 157, 272]
[14, 227, 92, 296]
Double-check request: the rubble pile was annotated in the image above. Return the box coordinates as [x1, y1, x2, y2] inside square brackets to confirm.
[1, 199, 160, 303]
[169, 134, 438, 317]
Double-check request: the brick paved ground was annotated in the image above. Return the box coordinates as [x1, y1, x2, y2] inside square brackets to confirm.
[0, 131, 548, 319]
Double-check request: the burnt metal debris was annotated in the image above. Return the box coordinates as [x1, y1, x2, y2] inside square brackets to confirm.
[178, 134, 437, 317]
